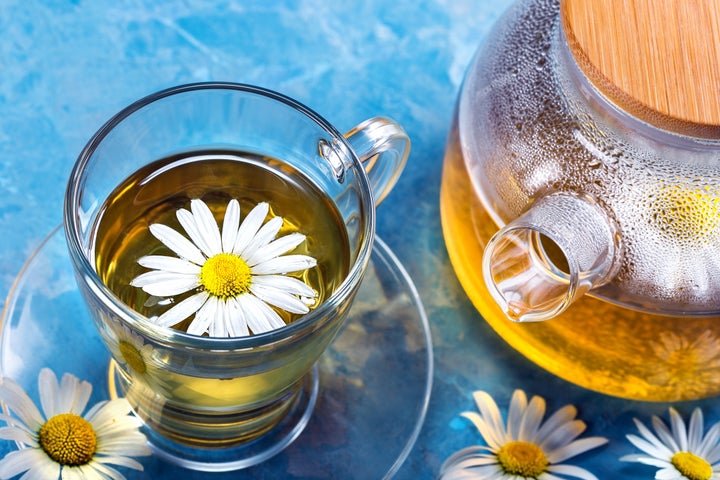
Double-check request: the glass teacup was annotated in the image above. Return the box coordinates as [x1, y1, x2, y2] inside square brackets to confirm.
[63, 82, 409, 470]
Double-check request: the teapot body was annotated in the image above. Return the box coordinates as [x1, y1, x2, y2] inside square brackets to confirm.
[441, 0, 720, 400]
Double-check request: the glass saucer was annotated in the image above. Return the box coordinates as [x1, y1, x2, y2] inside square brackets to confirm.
[0, 226, 433, 479]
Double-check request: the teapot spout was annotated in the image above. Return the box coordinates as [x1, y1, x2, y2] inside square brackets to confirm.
[482, 193, 619, 322]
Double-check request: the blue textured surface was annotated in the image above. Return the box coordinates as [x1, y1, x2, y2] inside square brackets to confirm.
[1, 1, 714, 479]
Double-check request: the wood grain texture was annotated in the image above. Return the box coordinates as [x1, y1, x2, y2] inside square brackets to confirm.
[561, 0, 720, 134]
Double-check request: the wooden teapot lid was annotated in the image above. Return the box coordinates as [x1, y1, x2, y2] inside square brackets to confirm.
[561, 0, 720, 137]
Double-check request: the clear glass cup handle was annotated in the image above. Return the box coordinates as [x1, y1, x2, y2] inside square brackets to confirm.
[344, 117, 410, 205]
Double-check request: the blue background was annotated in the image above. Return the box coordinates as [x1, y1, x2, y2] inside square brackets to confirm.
[0, 1, 712, 478]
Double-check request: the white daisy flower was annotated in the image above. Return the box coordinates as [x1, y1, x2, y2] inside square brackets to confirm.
[109, 324, 157, 378]
[440, 389, 607, 480]
[130, 198, 319, 337]
[621, 407, 720, 480]
[0, 368, 150, 479]
[647, 331, 720, 399]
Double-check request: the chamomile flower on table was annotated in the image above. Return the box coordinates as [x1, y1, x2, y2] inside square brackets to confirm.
[131, 198, 318, 337]
[439, 389, 607, 480]
[621, 407, 720, 480]
[0, 368, 150, 479]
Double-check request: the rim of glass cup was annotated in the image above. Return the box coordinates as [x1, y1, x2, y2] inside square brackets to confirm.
[64, 81, 376, 350]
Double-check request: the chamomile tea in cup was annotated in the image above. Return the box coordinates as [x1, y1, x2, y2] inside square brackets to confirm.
[64, 82, 409, 470]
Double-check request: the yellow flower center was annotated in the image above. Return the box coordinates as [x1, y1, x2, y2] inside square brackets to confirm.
[38, 413, 97, 466]
[496, 441, 549, 478]
[119, 340, 147, 374]
[652, 185, 720, 244]
[200, 253, 252, 299]
[671, 451, 713, 480]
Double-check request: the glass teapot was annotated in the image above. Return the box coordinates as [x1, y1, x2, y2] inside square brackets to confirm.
[441, 0, 720, 401]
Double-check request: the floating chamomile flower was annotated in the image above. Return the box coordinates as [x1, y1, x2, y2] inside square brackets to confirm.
[440, 389, 607, 480]
[621, 407, 720, 480]
[131, 198, 318, 337]
[0, 368, 150, 479]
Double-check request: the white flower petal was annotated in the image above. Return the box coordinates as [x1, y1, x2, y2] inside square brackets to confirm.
[252, 275, 317, 298]
[58, 372, 92, 416]
[633, 417, 677, 458]
[698, 422, 720, 458]
[506, 389, 528, 442]
[82, 400, 108, 426]
[0, 414, 36, 437]
[440, 446, 498, 472]
[542, 474, 568, 480]
[175, 208, 211, 261]
[190, 199, 223, 255]
[461, 412, 505, 451]
[99, 433, 151, 457]
[541, 420, 586, 453]
[473, 390, 507, 444]
[440, 448, 505, 480]
[245, 232, 307, 267]
[220, 299, 238, 337]
[669, 407, 689, 451]
[131, 271, 200, 297]
[651, 415, 681, 452]
[62, 466, 86, 480]
[548, 436, 608, 463]
[536, 405, 577, 446]
[207, 298, 227, 338]
[688, 408, 705, 451]
[86, 399, 130, 430]
[34, 459, 63, 480]
[137, 255, 201, 275]
[38, 368, 59, 419]
[207, 303, 221, 337]
[518, 394, 546, 441]
[0, 378, 44, 431]
[149, 223, 206, 265]
[704, 435, 720, 463]
[440, 447, 498, 479]
[155, 292, 209, 327]
[626, 433, 673, 460]
[221, 199, 241, 253]
[0, 426, 37, 446]
[232, 202, 269, 255]
[96, 426, 148, 448]
[250, 283, 310, 314]
[99, 439, 153, 458]
[78, 461, 125, 480]
[226, 297, 250, 337]
[656, 466, 685, 479]
[619, 454, 673, 468]
[632, 418, 674, 458]
[94, 455, 146, 471]
[251, 254, 317, 275]
[238, 294, 286, 333]
[240, 216, 284, 260]
[187, 298, 218, 336]
[0, 448, 58, 479]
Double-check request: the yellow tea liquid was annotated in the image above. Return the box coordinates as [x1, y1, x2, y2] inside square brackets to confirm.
[92, 150, 350, 445]
[441, 125, 720, 401]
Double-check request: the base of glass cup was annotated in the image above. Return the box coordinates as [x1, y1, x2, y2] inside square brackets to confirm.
[108, 361, 319, 472]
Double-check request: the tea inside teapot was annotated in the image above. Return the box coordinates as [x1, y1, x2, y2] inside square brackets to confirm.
[441, 0, 720, 401]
